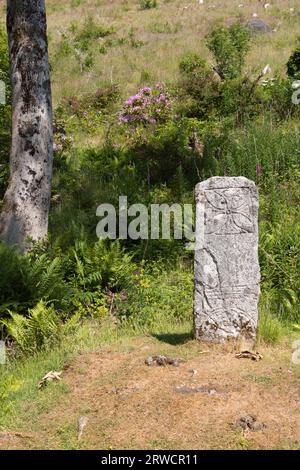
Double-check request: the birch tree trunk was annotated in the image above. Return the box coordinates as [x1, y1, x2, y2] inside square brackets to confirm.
[0, 0, 53, 249]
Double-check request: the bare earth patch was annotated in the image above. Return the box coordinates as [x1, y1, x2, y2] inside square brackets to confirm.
[1, 335, 299, 450]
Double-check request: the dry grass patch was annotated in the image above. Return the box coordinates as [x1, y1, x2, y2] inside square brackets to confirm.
[1, 334, 299, 450]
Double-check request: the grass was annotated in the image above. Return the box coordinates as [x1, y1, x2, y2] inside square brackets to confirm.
[258, 311, 286, 345]
[36, 0, 300, 108]
[0, 317, 299, 450]
[0, 315, 192, 431]
[0, 308, 296, 434]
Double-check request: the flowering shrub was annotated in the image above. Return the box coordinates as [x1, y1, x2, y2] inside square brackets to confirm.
[53, 119, 73, 155]
[118, 84, 171, 129]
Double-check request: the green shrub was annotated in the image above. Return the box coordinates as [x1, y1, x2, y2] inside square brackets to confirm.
[0, 27, 9, 87]
[207, 24, 250, 78]
[54, 17, 115, 70]
[287, 39, 300, 78]
[126, 118, 202, 187]
[139, 0, 157, 10]
[261, 76, 296, 120]
[72, 17, 114, 48]
[206, 24, 251, 80]
[218, 76, 265, 122]
[178, 38, 262, 123]
[53, 84, 120, 143]
[260, 218, 300, 323]
[178, 53, 219, 119]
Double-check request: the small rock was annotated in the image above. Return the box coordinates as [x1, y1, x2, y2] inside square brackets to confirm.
[176, 385, 221, 395]
[145, 356, 154, 366]
[235, 414, 266, 432]
[246, 18, 273, 33]
[145, 355, 184, 367]
[78, 416, 88, 441]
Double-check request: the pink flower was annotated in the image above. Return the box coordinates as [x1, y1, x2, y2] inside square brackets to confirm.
[256, 163, 262, 176]
[118, 83, 171, 129]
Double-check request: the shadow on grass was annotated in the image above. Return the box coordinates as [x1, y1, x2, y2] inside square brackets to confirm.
[151, 331, 193, 346]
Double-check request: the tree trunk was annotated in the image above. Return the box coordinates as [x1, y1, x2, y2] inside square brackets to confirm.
[0, 0, 53, 249]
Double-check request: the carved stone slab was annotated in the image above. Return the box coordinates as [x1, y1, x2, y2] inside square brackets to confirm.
[194, 177, 260, 343]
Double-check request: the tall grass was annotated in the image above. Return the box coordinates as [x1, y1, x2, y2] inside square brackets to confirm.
[214, 120, 300, 181]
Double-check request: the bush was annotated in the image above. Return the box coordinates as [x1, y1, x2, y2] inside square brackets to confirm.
[68, 240, 136, 302]
[177, 34, 262, 123]
[124, 118, 203, 187]
[72, 16, 114, 50]
[54, 17, 115, 70]
[118, 84, 172, 130]
[206, 24, 251, 80]
[139, 0, 157, 10]
[261, 76, 296, 120]
[217, 76, 265, 122]
[287, 39, 300, 78]
[178, 53, 219, 119]
[260, 214, 300, 323]
[52, 84, 121, 148]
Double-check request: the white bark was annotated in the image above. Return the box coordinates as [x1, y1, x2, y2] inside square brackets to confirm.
[0, 0, 53, 248]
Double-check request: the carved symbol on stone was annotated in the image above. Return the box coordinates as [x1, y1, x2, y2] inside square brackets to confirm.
[205, 188, 254, 235]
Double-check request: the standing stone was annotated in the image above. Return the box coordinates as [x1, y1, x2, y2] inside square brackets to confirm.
[194, 177, 260, 343]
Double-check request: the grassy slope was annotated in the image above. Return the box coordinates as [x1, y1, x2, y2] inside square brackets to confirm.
[45, 0, 300, 105]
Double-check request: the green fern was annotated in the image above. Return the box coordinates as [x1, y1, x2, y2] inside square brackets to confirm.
[27, 254, 71, 302]
[1, 301, 78, 355]
[69, 240, 135, 295]
[0, 243, 71, 315]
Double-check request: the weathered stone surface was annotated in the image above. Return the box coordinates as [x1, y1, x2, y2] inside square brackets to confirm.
[246, 18, 273, 34]
[194, 177, 260, 343]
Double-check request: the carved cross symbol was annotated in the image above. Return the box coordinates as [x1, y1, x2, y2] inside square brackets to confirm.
[205, 189, 254, 235]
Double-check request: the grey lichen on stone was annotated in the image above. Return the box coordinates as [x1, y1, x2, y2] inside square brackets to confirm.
[194, 177, 260, 343]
